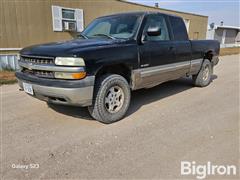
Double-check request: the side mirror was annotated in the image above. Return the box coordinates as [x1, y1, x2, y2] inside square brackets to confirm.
[147, 26, 161, 36]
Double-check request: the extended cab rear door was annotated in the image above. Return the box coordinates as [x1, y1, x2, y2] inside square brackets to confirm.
[168, 16, 192, 69]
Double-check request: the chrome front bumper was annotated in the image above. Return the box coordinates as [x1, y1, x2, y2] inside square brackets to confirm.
[17, 74, 95, 107]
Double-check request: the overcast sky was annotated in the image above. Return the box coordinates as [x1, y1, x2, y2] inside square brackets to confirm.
[127, 0, 240, 27]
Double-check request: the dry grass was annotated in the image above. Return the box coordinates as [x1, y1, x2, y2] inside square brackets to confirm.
[0, 71, 17, 85]
[220, 47, 240, 56]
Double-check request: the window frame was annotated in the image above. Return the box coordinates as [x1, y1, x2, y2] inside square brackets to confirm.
[52, 5, 84, 32]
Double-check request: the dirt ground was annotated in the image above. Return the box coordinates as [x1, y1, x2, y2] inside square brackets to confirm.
[0, 71, 17, 85]
[1, 55, 239, 179]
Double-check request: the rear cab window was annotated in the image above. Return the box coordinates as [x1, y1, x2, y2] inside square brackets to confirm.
[169, 16, 189, 41]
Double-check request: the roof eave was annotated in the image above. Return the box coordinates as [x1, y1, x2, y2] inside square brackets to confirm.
[216, 25, 240, 30]
[118, 0, 208, 18]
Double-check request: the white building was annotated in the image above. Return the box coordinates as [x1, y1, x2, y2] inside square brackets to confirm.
[207, 25, 240, 47]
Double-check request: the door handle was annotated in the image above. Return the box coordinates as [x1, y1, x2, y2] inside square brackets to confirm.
[169, 46, 175, 51]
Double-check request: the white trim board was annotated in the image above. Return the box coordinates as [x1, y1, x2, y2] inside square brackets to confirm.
[0, 48, 22, 51]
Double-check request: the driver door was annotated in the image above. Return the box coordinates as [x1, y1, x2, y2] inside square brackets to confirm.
[138, 14, 177, 87]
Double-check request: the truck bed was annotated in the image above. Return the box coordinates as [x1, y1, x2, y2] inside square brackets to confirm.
[190, 40, 220, 60]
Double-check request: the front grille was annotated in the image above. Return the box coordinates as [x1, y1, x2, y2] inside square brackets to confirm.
[22, 68, 54, 78]
[20, 55, 55, 79]
[20, 55, 54, 65]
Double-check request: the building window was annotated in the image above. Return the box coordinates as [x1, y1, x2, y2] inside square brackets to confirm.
[52, 5, 84, 32]
[62, 9, 75, 20]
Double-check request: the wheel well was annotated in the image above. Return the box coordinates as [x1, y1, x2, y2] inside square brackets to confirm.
[95, 64, 131, 83]
[204, 51, 214, 61]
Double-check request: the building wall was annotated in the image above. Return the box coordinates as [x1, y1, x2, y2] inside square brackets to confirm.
[206, 29, 215, 40]
[214, 29, 224, 43]
[0, 0, 208, 50]
[214, 28, 239, 44]
[225, 29, 238, 44]
[236, 32, 240, 42]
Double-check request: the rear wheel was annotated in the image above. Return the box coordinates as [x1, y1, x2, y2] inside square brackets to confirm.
[193, 59, 213, 87]
[88, 74, 131, 124]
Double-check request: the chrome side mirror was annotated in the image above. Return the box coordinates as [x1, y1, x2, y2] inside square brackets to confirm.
[147, 26, 161, 36]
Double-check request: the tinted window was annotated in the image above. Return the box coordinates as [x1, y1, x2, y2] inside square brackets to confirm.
[82, 15, 141, 39]
[170, 16, 188, 41]
[143, 15, 170, 41]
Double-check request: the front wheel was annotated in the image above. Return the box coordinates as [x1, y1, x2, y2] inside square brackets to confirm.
[88, 74, 131, 124]
[192, 59, 213, 87]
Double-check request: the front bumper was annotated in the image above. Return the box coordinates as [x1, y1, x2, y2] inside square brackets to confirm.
[16, 72, 95, 107]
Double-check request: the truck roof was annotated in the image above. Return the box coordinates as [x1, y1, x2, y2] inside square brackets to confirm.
[98, 11, 181, 19]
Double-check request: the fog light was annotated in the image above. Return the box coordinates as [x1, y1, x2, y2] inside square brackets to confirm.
[54, 72, 86, 79]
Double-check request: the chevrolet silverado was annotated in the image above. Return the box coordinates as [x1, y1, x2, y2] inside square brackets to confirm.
[16, 12, 220, 123]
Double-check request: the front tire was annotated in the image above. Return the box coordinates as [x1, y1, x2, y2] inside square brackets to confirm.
[193, 59, 213, 87]
[88, 74, 131, 124]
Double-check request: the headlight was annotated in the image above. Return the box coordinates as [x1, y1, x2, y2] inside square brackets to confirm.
[54, 72, 86, 80]
[55, 57, 85, 66]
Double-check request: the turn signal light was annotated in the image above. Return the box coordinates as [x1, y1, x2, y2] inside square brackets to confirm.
[71, 72, 86, 79]
[54, 72, 86, 80]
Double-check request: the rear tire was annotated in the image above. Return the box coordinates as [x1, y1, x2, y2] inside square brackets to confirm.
[88, 74, 131, 124]
[193, 59, 213, 87]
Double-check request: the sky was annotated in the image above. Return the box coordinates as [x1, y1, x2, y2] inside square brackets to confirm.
[127, 0, 240, 27]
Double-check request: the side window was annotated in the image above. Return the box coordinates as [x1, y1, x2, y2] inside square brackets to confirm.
[169, 16, 189, 41]
[144, 15, 170, 41]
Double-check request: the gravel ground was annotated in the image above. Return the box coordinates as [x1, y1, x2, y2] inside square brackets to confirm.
[1, 55, 239, 179]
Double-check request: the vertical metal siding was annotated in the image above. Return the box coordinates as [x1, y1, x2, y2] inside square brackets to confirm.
[0, 55, 19, 70]
[0, 0, 208, 50]
[225, 29, 238, 44]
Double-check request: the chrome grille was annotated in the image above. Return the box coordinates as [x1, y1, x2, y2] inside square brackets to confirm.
[20, 55, 54, 65]
[22, 68, 54, 78]
[20, 55, 55, 79]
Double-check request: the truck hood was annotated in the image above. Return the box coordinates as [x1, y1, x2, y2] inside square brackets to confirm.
[20, 38, 126, 57]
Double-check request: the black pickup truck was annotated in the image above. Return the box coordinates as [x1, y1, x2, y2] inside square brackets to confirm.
[16, 12, 220, 123]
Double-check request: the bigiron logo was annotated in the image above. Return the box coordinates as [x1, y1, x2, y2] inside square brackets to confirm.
[181, 161, 237, 179]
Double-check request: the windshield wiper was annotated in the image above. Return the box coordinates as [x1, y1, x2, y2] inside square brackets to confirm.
[92, 34, 116, 40]
[77, 33, 88, 39]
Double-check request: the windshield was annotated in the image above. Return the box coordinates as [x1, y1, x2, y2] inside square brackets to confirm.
[81, 14, 142, 39]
